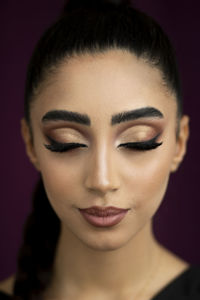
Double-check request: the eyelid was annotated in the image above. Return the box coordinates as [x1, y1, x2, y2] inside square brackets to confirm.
[116, 120, 164, 138]
[44, 133, 163, 153]
[44, 135, 88, 153]
[118, 133, 163, 149]
[42, 125, 89, 141]
[45, 134, 86, 145]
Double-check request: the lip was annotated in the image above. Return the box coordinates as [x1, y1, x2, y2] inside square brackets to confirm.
[79, 206, 130, 227]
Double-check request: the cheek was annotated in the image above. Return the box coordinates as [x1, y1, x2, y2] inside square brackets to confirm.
[123, 149, 174, 218]
[37, 153, 84, 216]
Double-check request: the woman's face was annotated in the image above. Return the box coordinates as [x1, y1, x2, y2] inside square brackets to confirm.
[22, 49, 189, 251]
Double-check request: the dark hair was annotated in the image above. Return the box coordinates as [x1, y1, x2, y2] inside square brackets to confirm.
[13, 179, 60, 299]
[13, 1, 183, 299]
[24, 0, 182, 127]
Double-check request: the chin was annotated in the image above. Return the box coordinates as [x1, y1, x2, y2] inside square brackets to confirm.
[84, 240, 127, 252]
[78, 230, 132, 252]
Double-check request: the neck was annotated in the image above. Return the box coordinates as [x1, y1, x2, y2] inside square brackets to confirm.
[45, 221, 162, 299]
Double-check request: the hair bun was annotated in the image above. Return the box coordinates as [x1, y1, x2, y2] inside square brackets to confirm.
[63, 0, 132, 13]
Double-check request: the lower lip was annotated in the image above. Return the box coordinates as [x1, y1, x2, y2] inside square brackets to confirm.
[79, 210, 128, 227]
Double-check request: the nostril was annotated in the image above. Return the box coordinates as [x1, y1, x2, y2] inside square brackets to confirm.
[84, 177, 120, 194]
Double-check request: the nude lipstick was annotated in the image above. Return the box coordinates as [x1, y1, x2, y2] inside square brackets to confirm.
[79, 206, 129, 227]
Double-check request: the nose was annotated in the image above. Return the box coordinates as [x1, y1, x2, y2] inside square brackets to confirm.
[84, 144, 120, 195]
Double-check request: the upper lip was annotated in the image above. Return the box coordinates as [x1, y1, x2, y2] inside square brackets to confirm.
[79, 206, 130, 216]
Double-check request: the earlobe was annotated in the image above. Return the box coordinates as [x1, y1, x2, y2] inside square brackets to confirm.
[21, 118, 40, 171]
[170, 115, 190, 173]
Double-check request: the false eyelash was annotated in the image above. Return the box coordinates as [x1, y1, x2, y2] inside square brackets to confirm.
[44, 136, 87, 153]
[44, 134, 163, 153]
[118, 134, 163, 151]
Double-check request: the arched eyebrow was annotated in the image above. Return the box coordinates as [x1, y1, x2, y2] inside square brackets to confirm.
[111, 107, 164, 125]
[41, 106, 164, 126]
[42, 110, 91, 125]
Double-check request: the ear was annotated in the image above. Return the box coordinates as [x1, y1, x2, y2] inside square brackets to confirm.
[21, 118, 40, 171]
[170, 115, 190, 173]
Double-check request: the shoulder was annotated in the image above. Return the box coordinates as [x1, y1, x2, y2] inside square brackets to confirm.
[181, 265, 200, 294]
[153, 265, 200, 299]
[151, 244, 200, 299]
[0, 275, 15, 298]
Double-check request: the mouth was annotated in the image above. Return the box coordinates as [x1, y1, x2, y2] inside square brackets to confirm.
[79, 206, 130, 227]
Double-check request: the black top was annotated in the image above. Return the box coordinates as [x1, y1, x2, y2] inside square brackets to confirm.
[0, 265, 200, 299]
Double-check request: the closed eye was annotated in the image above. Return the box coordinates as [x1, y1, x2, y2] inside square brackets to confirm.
[44, 134, 163, 153]
[44, 136, 87, 153]
[118, 134, 163, 151]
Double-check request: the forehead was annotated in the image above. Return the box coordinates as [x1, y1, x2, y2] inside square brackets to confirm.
[31, 49, 177, 123]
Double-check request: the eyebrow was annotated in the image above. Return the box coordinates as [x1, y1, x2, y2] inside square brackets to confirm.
[41, 106, 164, 126]
[42, 110, 91, 125]
[111, 106, 164, 125]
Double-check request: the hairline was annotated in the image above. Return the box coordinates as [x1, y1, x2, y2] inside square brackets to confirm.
[27, 47, 181, 139]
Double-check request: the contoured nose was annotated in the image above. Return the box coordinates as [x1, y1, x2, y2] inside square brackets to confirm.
[84, 142, 120, 195]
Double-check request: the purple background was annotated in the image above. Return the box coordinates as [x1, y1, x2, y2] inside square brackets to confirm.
[1, 0, 200, 280]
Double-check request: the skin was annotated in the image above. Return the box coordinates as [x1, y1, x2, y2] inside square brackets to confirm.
[2, 49, 189, 299]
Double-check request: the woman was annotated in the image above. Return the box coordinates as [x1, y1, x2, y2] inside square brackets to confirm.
[0, 0, 199, 299]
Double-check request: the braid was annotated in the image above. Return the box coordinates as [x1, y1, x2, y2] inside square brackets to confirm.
[12, 178, 61, 300]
